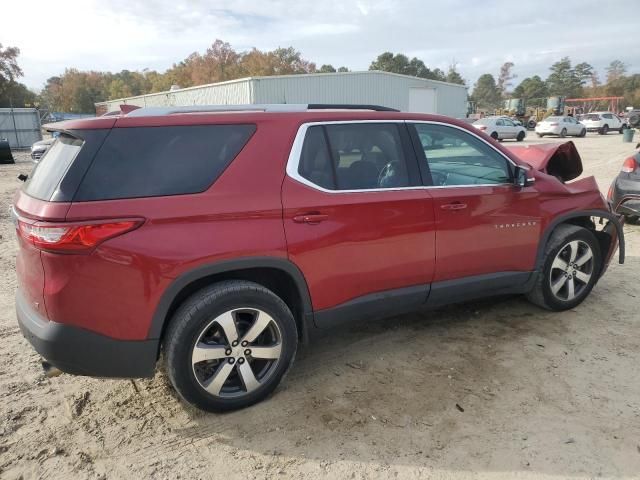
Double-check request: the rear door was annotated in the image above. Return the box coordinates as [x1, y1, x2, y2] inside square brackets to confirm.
[282, 121, 436, 320]
[408, 121, 541, 283]
[501, 118, 518, 139]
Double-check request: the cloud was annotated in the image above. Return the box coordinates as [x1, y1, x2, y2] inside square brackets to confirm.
[3, 0, 640, 90]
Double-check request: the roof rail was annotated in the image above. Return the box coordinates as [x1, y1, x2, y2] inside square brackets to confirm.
[125, 104, 399, 117]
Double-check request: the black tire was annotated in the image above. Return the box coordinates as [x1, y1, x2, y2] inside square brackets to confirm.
[528, 120, 537, 129]
[600, 124, 609, 135]
[619, 124, 627, 134]
[526, 225, 601, 311]
[625, 215, 640, 224]
[490, 131, 499, 140]
[517, 131, 525, 141]
[536, 133, 544, 138]
[164, 280, 298, 412]
[560, 128, 567, 138]
[579, 128, 586, 137]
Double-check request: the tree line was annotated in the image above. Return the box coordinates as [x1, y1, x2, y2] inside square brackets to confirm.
[1, 40, 638, 114]
[0, 40, 466, 113]
[471, 58, 638, 112]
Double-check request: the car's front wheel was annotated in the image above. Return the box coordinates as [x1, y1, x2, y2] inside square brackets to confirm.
[526, 224, 601, 311]
[164, 280, 298, 412]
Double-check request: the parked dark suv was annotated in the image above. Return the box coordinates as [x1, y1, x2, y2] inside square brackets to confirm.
[13, 104, 624, 411]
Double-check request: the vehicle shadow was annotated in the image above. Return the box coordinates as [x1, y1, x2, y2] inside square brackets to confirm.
[158, 261, 640, 479]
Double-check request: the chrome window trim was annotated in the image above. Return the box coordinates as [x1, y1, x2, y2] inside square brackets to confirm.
[285, 120, 518, 194]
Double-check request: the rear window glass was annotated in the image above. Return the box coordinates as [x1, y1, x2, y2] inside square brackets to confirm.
[74, 124, 255, 201]
[24, 135, 83, 201]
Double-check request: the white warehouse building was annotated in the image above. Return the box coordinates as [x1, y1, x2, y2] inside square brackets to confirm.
[95, 71, 468, 118]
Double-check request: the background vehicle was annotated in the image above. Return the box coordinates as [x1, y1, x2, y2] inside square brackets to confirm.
[13, 104, 623, 412]
[30, 138, 55, 161]
[580, 112, 626, 134]
[535, 116, 586, 138]
[609, 149, 640, 223]
[472, 116, 527, 141]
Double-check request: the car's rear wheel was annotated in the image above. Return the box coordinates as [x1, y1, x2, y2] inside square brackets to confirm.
[559, 128, 567, 138]
[600, 124, 609, 135]
[164, 280, 297, 412]
[517, 131, 525, 141]
[490, 131, 499, 140]
[579, 128, 587, 137]
[536, 133, 544, 138]
[526, 225, 601, 311]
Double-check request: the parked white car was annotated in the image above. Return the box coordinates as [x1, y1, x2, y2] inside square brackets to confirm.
[579, 112, 627, 135]
[472, 116, 527, 141]
[535, 116, 586, 138]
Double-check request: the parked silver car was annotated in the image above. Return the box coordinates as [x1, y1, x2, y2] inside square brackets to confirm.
[30, 138, 55, 161]
[472, 116, 527, 141]
[535, 116, 586, 138]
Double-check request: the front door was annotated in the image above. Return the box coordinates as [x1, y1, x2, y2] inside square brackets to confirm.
[409, 122, 541, 283]
[282, 121, 436, 317]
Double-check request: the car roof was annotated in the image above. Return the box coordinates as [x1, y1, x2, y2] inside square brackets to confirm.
[43, 108, 468, 131]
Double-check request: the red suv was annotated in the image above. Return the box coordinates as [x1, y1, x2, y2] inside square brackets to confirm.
[13, 104, 624, 411]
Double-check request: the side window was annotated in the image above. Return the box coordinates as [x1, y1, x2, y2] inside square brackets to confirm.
[603, 114, 612, 119]
[412, 123, 513, 187]
[297, 126, 336, 190]
[502, 119, 514, 126]
[496, 119, 505, 126]
[75, 125, 256, 201]
[297, 123, 412, 190]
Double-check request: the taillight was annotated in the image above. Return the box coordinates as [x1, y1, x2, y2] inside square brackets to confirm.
[621, 157, 637, 173]
[16, 218, 143, 253]
[477, 126, 487, 131]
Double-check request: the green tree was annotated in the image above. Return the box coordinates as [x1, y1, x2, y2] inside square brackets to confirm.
[497, 61, 516, 96]
[337, 66, 350, 73]
[318, 64, 336, 73]
[369, 52, 448, 81]
[446, 64, 465, 85]
[546, 57, 582, 98]
[0, 43, 31, 106]
[574, 62, 594, 85]
[512, 75, 548, 106]
[606, 60, 627, 83]
[471, 74, 502, 110]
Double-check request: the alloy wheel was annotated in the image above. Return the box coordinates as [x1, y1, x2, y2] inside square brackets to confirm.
[549, 240, 594, 301]
[191, 308, 282, 398]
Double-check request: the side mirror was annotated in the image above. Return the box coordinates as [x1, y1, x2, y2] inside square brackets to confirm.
[514, 166, 535, 188]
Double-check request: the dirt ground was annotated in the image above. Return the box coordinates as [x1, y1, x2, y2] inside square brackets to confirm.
[1, 132, 639, 480]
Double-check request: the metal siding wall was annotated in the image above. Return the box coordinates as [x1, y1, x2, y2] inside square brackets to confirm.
[252, 72, 467, 118]
[0, 108, 42, 148]
[100, 80, 252, 112]
[96, 72, 467, 118]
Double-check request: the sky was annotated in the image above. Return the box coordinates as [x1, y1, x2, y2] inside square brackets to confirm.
[3, 0, 640, 91]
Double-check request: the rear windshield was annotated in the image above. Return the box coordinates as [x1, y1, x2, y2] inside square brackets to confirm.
[24, 135, 83, 201]
[473, 118, 492, 125]
[74, 124, 255, 201]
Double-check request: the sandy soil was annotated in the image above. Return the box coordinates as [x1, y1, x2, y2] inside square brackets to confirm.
[1, 133, 639, 480]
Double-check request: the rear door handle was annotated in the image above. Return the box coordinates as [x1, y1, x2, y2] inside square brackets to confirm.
[440, 202, 467, 211]
[293, 213, 329, 224]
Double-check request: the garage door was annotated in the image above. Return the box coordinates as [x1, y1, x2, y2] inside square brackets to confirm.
[408, 88, 436, 113]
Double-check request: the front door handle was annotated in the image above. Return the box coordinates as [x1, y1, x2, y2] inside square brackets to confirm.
[440, 202, 467, 211]
[293, 213, 329, 224]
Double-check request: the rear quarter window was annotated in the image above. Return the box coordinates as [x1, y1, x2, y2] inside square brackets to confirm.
[74, 124, 255, 201]
[24, 134, 83, 201]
